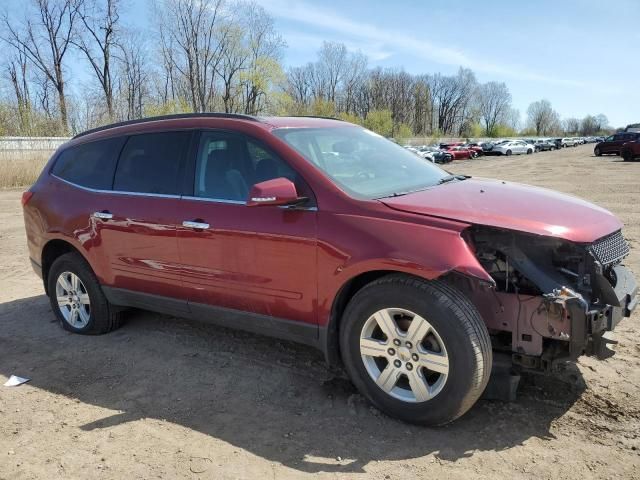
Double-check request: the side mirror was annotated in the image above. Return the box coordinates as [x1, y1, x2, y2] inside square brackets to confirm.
[246, 177, 307, 207]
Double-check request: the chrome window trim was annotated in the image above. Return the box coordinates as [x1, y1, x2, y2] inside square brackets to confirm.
[181, 194, 318, 211]
[52, 174, 319, 210]
[51, 174, 181, 199]
[181, 195, 245, 205]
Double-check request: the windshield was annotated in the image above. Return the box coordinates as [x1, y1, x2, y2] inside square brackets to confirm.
[273, 126, 449, 199]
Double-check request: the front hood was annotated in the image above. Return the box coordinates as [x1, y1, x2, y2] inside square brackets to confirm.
[380, 178, 622, 243]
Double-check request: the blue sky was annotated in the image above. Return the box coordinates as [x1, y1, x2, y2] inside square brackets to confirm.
[251, 0, 639, 128]
[8, 0, 638, 128]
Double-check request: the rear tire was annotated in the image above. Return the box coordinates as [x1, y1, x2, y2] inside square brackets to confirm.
[339, 275, 492, 426]
[47, 252, 123, 335]
[506, 149, 512, 156]
[527, 148, 533, 154]
[622, 150, 633, 162]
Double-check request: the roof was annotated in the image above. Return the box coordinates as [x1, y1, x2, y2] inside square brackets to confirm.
[72, 113, 353, 141]
[259, 116, 350, 129]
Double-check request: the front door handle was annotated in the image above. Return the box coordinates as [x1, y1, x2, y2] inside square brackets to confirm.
[92, 211, 113, 220]
[182, 220, 210, 230]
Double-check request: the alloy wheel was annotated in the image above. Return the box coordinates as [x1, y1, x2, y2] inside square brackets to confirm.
[55, 271, 91, 328]
[359, 308, 449, 403]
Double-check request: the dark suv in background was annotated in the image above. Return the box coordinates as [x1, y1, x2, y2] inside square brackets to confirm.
[595, 132, 640, 156]
[22, 113, 637, 426]
[621, 136, 640, 162]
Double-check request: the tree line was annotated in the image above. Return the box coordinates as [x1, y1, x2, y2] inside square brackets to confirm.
[0, 0, 613, 139]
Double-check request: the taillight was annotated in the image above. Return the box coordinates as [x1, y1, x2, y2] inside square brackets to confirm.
[21, 191, 34, 206]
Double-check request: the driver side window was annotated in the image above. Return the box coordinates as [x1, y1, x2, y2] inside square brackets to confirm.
[193, 131, 313, 204]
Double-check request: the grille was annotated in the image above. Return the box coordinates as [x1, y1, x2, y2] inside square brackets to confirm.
[590, 230, 630, 266]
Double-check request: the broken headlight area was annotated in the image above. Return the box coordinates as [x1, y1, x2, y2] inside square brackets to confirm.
[456, 226, 637, 370]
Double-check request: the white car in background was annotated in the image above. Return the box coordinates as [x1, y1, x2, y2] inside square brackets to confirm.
[493, 140, 535, 156]
[562, 137, 577, 147]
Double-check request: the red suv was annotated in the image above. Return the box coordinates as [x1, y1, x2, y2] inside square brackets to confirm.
[22, 114, 637, 425]
[595, 132, 640, 156]
[621, 137, 640, 162]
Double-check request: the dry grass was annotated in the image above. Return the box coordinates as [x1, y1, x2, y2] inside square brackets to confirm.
[0, 150, 52, 188]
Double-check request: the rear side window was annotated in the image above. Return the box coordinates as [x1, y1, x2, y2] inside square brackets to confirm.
[52, 137, 124, 190]
[114, 132, 191, 195]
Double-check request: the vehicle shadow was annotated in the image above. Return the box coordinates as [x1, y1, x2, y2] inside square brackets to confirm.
[0, 294, 586, 474]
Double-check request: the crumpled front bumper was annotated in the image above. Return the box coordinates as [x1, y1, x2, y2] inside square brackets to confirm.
[569, 265, 637, 359]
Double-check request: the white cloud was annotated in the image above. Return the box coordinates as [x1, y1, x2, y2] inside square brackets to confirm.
[256, 0, 611, 91]
[283, 31, 392, 62]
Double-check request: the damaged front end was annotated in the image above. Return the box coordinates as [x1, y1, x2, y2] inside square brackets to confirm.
[458, 227, 637, 371]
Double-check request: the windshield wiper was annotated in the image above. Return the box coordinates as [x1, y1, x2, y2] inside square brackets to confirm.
[438, 174, 468, 185]
[376, 175, 469, 199]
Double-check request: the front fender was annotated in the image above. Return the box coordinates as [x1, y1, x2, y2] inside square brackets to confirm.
[316, 212, 494, 328]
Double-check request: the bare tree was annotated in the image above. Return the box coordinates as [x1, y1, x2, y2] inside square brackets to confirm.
[563, 117, 580, 135]
[340, 51, 367, 115]
[116, 31, 148, 120]
[527, 99, 559, 136]
[6, 45, 32, 132]
[74, 0, 120, 120]
[505, 107, 521, 132]
[594, 113, 609, 133]
[239, 1, 285, 114]
[286, 64, 312, 107]
[316, 42, 347, 104]
[427, 68, 477, 135]
[2, 0, 81, 130]
[156, 29, 180, 105]
[477, 81, 511, 136]
[154, 0, 226, 112]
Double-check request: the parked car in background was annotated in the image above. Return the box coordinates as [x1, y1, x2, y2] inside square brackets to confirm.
[492, 140, 534, 156]
[595, 132, 640, 156]
[534, 139, 556, 152]
[462, 143, 484, 157]
[418, 147, 453, 164]
[479, 142, 497, 155]
[23, 113, 637, 426]
[550, 138, 563, 149]
[621, 136, 640, 162]
[443, 145, 475, 159]
[561, 138, 577, 148]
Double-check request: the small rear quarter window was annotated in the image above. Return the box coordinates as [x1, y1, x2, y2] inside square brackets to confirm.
[52, 137, 124, 190]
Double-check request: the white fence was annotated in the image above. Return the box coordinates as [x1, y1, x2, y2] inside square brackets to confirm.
[403, 136, 548, 146]
[0, 136, 69, 153]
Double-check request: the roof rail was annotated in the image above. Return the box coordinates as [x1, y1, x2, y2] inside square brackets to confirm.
[287, 115, 344, 121]
[72, 112, 262, 139]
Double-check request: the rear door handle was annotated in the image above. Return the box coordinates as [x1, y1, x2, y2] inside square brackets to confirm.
[92, 211, 113, 220]
[182, 220, 210, 230]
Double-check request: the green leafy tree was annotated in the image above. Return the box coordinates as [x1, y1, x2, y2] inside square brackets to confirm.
[364, 109, 393, 137]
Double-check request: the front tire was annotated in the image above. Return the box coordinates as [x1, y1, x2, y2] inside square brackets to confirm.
[622, 150, 633, 162]
[48, 252, 123, 335]
[594, 147, 601, 156]
[339, 275, 492, 426]
[505, 149, 512, 156]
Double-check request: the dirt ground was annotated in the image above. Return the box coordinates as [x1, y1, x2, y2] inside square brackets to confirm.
[1, 144, 639, 479]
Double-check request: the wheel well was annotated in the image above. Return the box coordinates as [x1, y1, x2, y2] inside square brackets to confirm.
[41, 240, 81, 294]
[323, 270, 400, 366]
